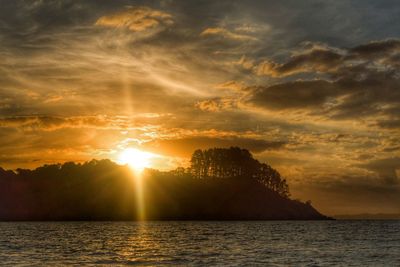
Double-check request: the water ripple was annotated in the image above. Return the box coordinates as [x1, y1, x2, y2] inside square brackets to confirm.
[0, 221, 399, 266]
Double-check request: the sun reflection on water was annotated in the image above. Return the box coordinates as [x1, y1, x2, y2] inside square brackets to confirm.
[133, 172, 145, 221]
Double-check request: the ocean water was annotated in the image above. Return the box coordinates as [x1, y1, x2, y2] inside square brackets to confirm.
[0, 221, 399, 266]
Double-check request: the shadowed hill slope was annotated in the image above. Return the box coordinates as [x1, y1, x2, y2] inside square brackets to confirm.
[0, 148, 331, 220]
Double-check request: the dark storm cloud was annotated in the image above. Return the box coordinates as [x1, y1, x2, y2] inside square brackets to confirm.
[250, 80, 338, 110]
[0, 1, 94, 51]
[349, 39, 400, 58]
[256, 48, 343, 77]
[247, 39, 400, 125]
[254, 39, 400, 78]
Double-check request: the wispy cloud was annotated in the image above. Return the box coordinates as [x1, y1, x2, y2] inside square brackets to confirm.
[201, 27, 257, 41]
[95, 6, 173, 32]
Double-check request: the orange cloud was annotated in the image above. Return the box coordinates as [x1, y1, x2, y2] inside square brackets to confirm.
[201, 27, 257, 41]
[255, 48, 343, 77]
[195, 98, 237, 112]
[95, 6, 173, 32]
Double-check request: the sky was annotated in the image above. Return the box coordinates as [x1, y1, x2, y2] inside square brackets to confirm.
[0, 0, 399, 215]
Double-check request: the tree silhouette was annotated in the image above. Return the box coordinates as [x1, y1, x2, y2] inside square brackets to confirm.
[0, 148, 331, 220]
[188, 147, 290, 198]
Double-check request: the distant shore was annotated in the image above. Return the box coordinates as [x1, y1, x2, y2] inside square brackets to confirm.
[334, 214, 400, 220]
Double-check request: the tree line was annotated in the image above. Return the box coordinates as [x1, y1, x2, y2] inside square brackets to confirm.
[0, 147, 290, 199]
[0, 154, 328, 220]
[179, 147, 290, 198]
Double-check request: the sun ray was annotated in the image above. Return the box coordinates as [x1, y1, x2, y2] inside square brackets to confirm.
[117, 148, 160, 220]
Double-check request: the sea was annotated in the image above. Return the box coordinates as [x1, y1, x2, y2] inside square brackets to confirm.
[0, 221, 399, 266]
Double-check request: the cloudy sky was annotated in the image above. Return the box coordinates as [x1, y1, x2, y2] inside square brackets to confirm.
[1, 0, 399, 215]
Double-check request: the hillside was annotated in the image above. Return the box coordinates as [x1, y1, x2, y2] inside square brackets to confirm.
[0, 148, 331, 220]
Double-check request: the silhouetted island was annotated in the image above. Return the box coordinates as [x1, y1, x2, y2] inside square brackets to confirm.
[0, 147, 331, 220]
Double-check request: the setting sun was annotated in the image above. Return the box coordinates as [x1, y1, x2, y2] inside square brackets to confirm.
[118, 148, 155, 171]
[1, 1, 399, 265]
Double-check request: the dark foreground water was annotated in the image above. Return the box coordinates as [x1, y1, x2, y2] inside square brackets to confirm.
[0, 221, 399, 266]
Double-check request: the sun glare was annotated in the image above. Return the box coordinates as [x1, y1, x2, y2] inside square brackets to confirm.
[117, 147, 155, 220]
[118, 148, 155, 171]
